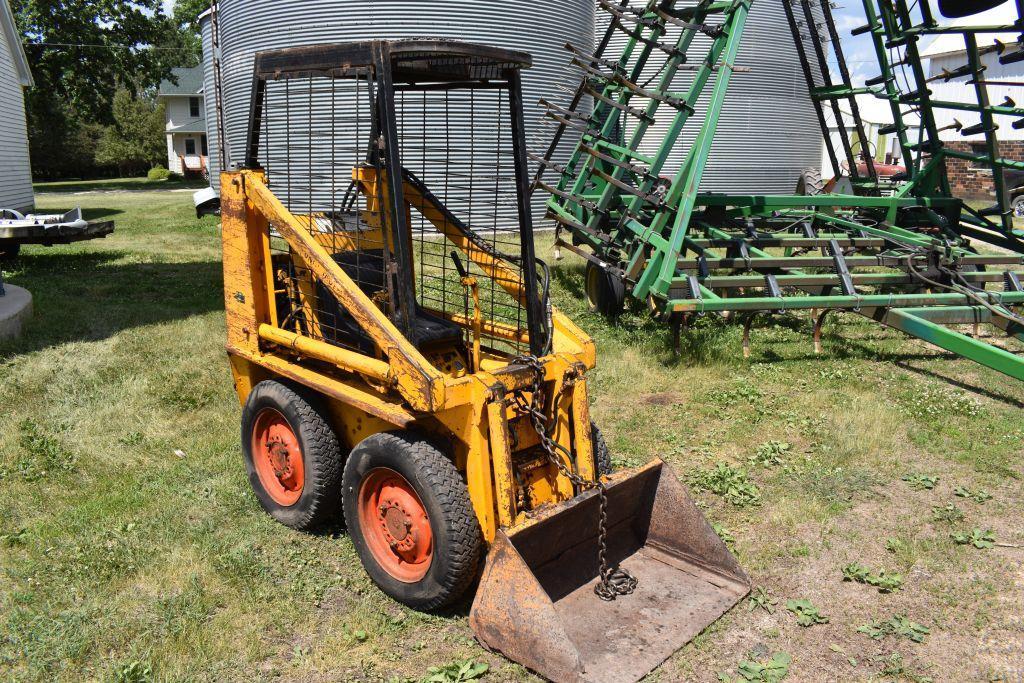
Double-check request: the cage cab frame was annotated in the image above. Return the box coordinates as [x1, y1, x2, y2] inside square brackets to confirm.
[241, 39, 548, 357]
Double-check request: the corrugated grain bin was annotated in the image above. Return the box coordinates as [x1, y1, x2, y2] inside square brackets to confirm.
[200, 0, 594, 220]
[595, 0, 822, 193]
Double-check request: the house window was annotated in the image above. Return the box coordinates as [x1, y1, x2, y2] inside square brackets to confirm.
[200, 134, 208, 156]
[185, 138, 197, 155]
[189, 96, 201, 118]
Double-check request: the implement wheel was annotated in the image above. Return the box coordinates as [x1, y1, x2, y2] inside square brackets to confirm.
[342, 431, 482, 610]
[585, 262, 625, 317]
[241, 380, 343, 530]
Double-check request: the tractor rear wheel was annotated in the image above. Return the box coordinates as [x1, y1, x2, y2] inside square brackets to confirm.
[795, 168, 824, 196]
[585, 261, 626, 317]
[241, 380, 343, 530]
[342, 431, 482, 610]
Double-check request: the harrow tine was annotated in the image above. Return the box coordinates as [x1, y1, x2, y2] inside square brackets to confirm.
[583, 83, 656, 124]
[563, 42, 625, 75]
[539, 98, 591, 123]
[580, 143, 653, 181]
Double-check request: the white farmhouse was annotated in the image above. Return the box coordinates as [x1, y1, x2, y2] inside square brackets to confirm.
[157, 65, 209, 177]
[0, 0, 34, 213]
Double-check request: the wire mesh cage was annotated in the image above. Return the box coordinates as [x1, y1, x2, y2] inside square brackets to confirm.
[248, 42, 548, 360]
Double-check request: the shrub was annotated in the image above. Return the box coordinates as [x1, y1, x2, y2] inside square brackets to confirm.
[147, 165, 171, 181]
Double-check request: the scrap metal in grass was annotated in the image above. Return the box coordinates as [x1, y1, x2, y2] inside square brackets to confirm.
[535, 0, 1024, 381]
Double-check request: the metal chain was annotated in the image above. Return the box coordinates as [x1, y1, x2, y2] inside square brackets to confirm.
[512, 355, 637, 601]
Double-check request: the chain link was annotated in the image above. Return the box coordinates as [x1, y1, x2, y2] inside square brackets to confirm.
[512, 355, 637, 601]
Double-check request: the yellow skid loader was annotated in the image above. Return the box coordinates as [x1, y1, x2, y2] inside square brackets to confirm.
[220, 39, 748, 682]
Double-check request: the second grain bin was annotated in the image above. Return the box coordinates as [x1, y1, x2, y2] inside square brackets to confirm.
[200, 0, 594, 220]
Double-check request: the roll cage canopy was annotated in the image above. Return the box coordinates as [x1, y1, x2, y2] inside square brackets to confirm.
[241, 39, 549, 357]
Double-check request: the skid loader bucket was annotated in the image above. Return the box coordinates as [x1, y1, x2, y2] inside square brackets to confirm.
[470, 460, 749, 683]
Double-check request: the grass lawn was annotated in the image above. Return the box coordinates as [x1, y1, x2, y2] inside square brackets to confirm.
[32, 177, 209, 195]
[1, 185, 1022, 682]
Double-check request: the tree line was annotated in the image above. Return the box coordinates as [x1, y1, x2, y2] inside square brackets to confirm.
[13, 0, 209, 179]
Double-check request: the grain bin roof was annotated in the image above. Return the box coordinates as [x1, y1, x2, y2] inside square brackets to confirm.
[254, 39, 532, 82]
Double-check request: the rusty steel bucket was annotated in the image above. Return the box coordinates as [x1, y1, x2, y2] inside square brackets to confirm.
[469, 459, 750, 683]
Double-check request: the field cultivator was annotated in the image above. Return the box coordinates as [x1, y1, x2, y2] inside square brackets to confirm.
[220, 40, 747, 682]
[538, 0, 1024, 381]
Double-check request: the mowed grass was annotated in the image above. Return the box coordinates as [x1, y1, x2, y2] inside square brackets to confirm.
[0, 185, 1022, 682]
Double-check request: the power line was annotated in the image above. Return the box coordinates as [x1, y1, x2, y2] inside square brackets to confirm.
[23, 41, 194, 52]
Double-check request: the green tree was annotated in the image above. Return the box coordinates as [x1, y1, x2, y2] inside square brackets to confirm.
[95, 90, 166, 177]
[166, 0, 211, 67]
[13, 0, 193, 178]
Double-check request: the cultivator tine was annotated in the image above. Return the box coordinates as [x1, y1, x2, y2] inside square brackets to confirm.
[540, 98, 593, 127]
[528, 152, 574, 180]
[548, 211, 615, 245]
[608, 71, 693, 112]
[536, 180, 602, 214]
[563, 42, 625, 76]
[582, 83, 655, 124]
[598, 0, 660, 30]
[653, 8, 724, 38]
[580, 144, 652, 182]
[592, 168, 662, 206]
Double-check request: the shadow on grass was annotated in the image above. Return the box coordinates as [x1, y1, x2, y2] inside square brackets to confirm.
[0, 250, 223, 357]
[830, 333, 1024, 409]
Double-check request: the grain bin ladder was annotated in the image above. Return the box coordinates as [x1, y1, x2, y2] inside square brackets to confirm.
[536, 0, 1024, 381]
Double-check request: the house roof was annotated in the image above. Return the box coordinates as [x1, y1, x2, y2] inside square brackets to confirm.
[920, 4, 1020, 58]
[168, 120, 207, 134]
[158, 65, 204, 96]
[0, 0, 33, 87]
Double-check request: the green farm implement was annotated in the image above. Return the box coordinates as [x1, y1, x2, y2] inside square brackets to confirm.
[537, 0, 1024, 381]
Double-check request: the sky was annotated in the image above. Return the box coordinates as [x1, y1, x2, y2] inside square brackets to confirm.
[831, 2, 1020, 86]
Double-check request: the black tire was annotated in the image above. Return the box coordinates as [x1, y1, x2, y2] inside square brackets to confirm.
[342, 431, 483, 611]
[591, 421, 612, 477]
[795, 168, 824, 197]
[241, 380, 344, 530]
[0, 244, 21, 262]
[1013, 195, 1024, 219]
[585, 261, 626, 317]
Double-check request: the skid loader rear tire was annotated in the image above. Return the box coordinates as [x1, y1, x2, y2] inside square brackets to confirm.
[241, 380, 343, 531]
[585, 261, 626, 317]
[342, 431, 483, 611]
[592, 422, 612, 477]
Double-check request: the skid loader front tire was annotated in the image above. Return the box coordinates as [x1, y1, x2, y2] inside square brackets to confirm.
[342, 431, 483, 611]
[241, 380, 343, 531]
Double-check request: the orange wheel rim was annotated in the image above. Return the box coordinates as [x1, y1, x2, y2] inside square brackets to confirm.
[251, 408, 304, 506]
[358, 468, 432, 582]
